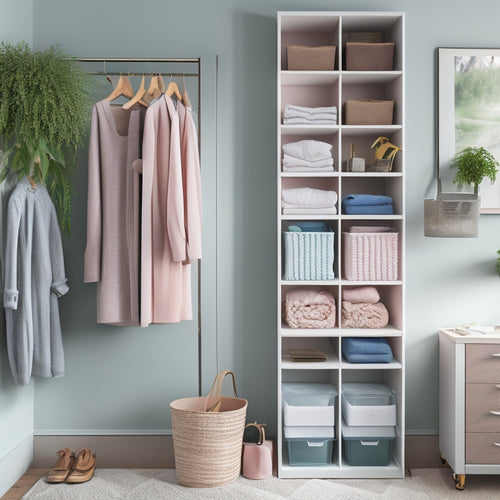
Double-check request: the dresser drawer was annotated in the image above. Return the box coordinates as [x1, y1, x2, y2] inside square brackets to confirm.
[466, 433, 500, 463]
[466, 384, 500, 432]
[466, 344, 500, 382]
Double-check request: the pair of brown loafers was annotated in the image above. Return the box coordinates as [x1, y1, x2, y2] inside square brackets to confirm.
[45, 447, 96, 484]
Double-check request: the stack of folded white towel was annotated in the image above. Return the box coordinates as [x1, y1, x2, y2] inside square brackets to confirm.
[283, 104, 338, 125]
[282, 139, 334, 172]
[281, 186, 338, 215]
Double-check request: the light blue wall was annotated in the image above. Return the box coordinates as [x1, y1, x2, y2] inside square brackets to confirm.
[0, 0, 34, 494]
[0, 0, 498, 445]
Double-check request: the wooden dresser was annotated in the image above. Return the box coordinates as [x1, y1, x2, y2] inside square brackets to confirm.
[439, 328, 500, 490]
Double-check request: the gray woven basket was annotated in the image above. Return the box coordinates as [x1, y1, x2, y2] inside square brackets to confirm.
[424, 194, 479, 238]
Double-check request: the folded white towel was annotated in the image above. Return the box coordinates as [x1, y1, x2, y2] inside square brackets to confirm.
[282, 140, 332, 161]
[282, 187, 338, 208]
[283, 117, 338, 125]
[283, 155, 334, 169]
[284, 104, 338, 116]
[283, 165, 335, 172]
[283, 207, 337, 215]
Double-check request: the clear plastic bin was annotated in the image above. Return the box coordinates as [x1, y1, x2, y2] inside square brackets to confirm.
[342, 423, 395, 466]
[286, 437, 335, 466]
[342, 383, 396, 426]
[282, 383, 337, 426]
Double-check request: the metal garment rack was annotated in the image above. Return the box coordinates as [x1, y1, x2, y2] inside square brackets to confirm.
[79, 57, 205, 396]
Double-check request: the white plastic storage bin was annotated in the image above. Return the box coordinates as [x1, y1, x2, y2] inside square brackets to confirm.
[342, 423, 395, 466]
[282, 383, 337, 427]
[341, 383, 396, 426]
[284, 426, 335, 439]
[286, 437, 335, 466]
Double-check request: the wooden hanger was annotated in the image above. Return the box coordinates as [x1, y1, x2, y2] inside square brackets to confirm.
[122, 75, 147, 110]
[182, 73, 192, 107]
[105, 75, 134, 102]
[157, 74, 166, 93]
[166, 81, 183, 101]
[140, 75, 162, 105]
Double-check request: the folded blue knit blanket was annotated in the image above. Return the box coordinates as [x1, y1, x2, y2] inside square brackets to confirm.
[342, 337, 392, 355]
[342, 194, 393, 215]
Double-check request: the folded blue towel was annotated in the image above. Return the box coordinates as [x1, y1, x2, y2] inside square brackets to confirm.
[342, 337, 392, 355]
[342, 194, 393, 215]
[343, 352, 393, 363]
[343, 194, 393, 206]
[292, 221, 330, 232]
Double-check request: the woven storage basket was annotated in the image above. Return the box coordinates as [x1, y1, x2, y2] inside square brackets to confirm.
[344, 99, 394, 125]
[424, 196, 479, 238]
[345, 42, 394, 71]
[342, 231, 398, 281]
[170, 371, 247, 488]
[283, 230, 335, 280]
[287, 45, 336, 70]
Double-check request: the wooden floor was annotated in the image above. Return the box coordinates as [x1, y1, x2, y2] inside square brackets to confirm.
[2, 468, 48, 500]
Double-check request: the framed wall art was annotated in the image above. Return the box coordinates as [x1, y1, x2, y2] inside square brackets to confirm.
[438, 47, 500, 213]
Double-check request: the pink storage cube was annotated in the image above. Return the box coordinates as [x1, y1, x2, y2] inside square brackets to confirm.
[342, 231, 398, 281]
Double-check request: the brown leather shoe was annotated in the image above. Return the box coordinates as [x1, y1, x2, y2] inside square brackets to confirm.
[45, 448, 75, 483]
[65, 447, 96, 484]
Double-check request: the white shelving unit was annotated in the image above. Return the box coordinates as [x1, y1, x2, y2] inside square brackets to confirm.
[277, 11, 405, 479]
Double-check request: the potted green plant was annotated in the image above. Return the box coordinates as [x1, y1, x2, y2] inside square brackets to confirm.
[0, 42, 92, 233]
[451, 146, 499, 196]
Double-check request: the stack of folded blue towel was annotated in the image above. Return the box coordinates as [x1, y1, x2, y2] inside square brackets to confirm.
[288, 221, 331, 232]
[342, 194, 393, 215]
[342, 337, 393, 363]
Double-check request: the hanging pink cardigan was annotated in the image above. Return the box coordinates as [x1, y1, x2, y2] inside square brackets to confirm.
[140, 95, 202, 326]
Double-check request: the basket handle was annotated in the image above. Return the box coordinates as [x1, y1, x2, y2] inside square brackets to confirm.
[205, 370, 238, 412]
[245, 422, 266, 445]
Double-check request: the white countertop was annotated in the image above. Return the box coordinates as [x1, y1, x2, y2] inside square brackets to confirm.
[439, 326, 500, 344]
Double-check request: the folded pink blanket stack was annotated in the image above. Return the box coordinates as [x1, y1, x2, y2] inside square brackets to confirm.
[285, 289, 336, 329]
[342, 286, 389, 329]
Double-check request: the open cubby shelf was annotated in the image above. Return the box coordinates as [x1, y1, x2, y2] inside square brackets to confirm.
[277, 11, 405, 479]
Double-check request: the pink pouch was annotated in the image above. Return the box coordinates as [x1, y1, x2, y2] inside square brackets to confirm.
[242, 422, 273, 480]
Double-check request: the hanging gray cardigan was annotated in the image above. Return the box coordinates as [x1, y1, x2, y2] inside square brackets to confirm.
[3, 177, 69, 386]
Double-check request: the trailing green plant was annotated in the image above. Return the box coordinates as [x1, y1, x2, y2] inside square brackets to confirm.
[0, 42, 93, 233]
[451, 146, 499, 195]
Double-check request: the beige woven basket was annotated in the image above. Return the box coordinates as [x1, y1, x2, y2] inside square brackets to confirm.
[170, 370, 248, 488]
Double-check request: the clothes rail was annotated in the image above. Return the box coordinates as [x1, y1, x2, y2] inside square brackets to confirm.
[78, 57, 200, 77]
[79, 56, 204, 397]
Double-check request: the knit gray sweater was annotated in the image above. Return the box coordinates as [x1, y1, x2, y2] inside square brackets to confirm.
[3, 177, 69, 386]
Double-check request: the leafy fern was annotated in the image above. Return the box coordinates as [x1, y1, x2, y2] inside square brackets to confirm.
[0, 42, 93, 233]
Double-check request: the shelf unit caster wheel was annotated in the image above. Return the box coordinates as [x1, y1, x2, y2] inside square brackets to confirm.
[453, 473, 465, 490]
[440, 454, 449, 467]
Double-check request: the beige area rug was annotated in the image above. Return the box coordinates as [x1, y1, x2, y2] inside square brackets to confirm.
[22, 468, 500, 499]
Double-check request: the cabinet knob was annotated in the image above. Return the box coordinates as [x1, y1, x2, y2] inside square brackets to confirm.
[494, 443, 500, 447]
[490, 410, 500, 416]
[491, 353, 500, 357]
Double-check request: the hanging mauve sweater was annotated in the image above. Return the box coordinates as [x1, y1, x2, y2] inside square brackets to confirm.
[84, 100, 145, 326]
[3, 177, 69, 386]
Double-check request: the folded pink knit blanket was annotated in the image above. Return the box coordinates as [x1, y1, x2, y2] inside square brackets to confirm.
[285, 289, 336, 328]
[342, 301, 389, 328]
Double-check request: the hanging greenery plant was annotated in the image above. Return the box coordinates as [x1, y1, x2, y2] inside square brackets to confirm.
[0, 42, 93, 233]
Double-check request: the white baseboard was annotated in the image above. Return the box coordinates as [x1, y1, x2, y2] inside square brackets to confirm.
[0, 432, 33, 497]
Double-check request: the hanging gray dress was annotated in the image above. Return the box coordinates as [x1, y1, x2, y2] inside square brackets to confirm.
[84, 101, 145, 326]
[3, 177, 69, 386]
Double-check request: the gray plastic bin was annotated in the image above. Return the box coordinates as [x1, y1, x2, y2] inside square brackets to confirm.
[342, 424, 395, 466]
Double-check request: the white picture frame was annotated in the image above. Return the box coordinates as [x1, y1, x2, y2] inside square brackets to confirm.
[438, 47, 500, 214]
